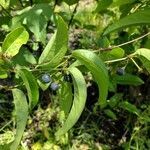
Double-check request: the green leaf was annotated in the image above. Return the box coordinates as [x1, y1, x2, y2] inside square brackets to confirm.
[17, 68, 39, 109]
[72, 50, 109, 108]
[134, 48, 150, 73]
[12, 48, 37, 66]
[134, 48, 150, 61]
[56, 67, 87, 136]
[111, 0, 136, 7]
[119, 101, 140, 116]
[113, 74, 144, 86]
[103, 8, 150, 35]
[59, 82, 73, 115]
[95, 0, 112, 13]
[0, 70, 8, 79]
[11, 4, 53, 43]
[104, 109, 117, 120]
[38, 16, 68, 69]
[10, 89, 28, 150]
[2, 27, 29, 58]
[101, 47, 125, 61]
[37, 79, 51, 91]
[0, 0, 10, 9]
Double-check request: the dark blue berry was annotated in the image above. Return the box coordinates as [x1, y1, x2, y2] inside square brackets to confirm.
[64, 74, 72, 82]
[42, 74, 51, 83]
[50, 82, 59, 91]
[116, 68, 125, 75]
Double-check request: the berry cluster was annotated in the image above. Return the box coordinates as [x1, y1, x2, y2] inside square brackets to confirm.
[41, 74, 59, 91]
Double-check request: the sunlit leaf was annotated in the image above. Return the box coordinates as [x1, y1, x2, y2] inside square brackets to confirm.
[17, 68, 39, 109]
[103, 8, 150, 35]
[56, 67, 87, 136]
[38, 16, 68, 69]
[11, 4, 53, 43]
[10, 89, 28, 150]
[134, 48, 150, 61]
[2, 27, 29, 58]
[72, 50, 109, 108]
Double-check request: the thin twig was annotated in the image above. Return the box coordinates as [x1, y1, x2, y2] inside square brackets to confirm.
[68, 1, 80, 28]
[94, 32, 150, 52]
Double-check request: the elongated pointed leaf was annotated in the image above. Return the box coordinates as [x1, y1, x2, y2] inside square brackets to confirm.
[103, 8, 150, 35]
[2, 27, 29, 58]
[72, 50, 109, 108]
[10, 89, 28, 150]
[56, 67, 87, 136]
[59, 82, 73, 115]
[119, 101, 140, 116]
[38, 16, 68, 69]
[17, 68, 39, 109]
[113, 74, 144, 86]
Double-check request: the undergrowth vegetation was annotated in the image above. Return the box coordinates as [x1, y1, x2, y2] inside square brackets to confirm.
[0, 0, 150, 149]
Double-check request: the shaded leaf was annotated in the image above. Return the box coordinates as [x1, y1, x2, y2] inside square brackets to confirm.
[119, 101, 140, 116]
[103, 8, 150, 35]
[10, 89, 28, 150]
[38, 16, 68, 69]
[56, 67, 87, 136]
[2, 27, 29, 58]
[59, 82, 73, 115]
[72, 50, 109, 108]
[104, 109, 117, 120]
[113, 74, 144, 86]
[17, 68, 39, 109]
[12, 48, 37, 66]
[95, 0, 112, 13]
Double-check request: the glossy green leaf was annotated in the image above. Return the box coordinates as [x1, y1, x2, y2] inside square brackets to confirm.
[2, 27, 29, 58]
[59, 82, 73, 115]
[113, 74, 144, 86]
[119, 101, 140, 116]
[10, 89, 28, 150]
[17, 68, 39, 109]
[38, 16, 68, 69]
[72, 50, 109, 108]
[56, 67, 87, 136]
[103, 8, 150, 35]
